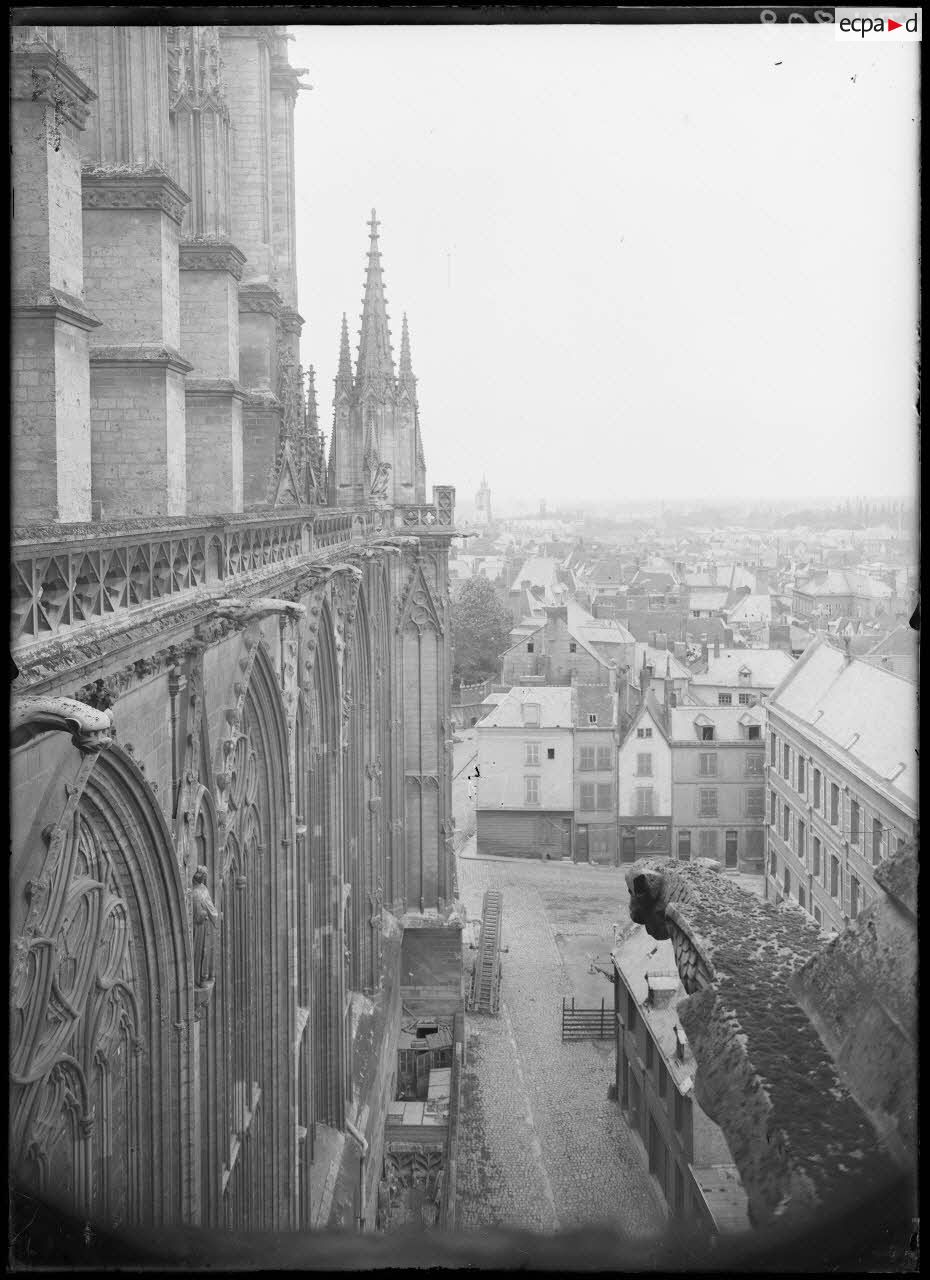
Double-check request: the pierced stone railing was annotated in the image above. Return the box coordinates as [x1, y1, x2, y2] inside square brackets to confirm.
[10, 493, 455, 647]
[396, 486, 456, 531]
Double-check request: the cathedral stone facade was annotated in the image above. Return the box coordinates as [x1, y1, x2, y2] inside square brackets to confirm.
[10, 23, 461, 1234]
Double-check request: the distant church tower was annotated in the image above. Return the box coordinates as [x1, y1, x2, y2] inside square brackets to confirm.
[475, 474, 493, 527]
[328, 210, 427, 508]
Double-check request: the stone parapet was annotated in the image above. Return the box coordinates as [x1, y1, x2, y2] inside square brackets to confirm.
[623, 857, 902, 1230]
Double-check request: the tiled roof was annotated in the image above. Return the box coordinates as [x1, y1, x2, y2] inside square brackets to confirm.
[477, 685, 573, 728]
[568, 598, 635, 646]
[633, 644, 691, 680]
[727, 593, 773, 624]
[573, 684, 617, 728]
[688, 588, 731, 612]
[768, 637, 917, 807]
[509, 556, 561, 592]
[690, 648, 794, 689]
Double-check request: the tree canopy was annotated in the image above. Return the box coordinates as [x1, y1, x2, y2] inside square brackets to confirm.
[451, 577, 513, 686]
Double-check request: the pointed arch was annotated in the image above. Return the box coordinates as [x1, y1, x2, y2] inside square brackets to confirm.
[10, 733, 193, 1229]
[206, 641, 295, 1231]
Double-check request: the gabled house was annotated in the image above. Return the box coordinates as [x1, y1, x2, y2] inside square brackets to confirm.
[617, 694, 672, 863]
[500, 601, 635, 688]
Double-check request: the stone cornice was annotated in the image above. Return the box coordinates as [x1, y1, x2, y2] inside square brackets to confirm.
[278, 305, 305, 335]
[244, 390, 282, 410]
[185, 377, 249, 401]
[12, 287, 101, 331]
[82, 169, 191, 225]
[11, 41, 96, 128]
[238, 283, 284, 318]
[90, 343, 195, 374]
[179, 241, 247, 280]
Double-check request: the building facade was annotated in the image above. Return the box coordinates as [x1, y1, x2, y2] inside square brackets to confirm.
[10, 23, 460, 1238]
[764, 637, 917, 932]
[617, 696, 673, 864]
[669, 706, 766, 874]
[475, 687, 574, 859]
[572, 683, 618, 863]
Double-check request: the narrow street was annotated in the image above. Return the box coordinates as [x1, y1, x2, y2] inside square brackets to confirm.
[451, 735, 666, 1238]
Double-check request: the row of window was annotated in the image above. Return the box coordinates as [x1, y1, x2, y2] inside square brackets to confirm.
[522, 777, 616, 809]
[769, 730, 903, 862]
[579, 746, 613, 770]
[768, 847, 865, 919]
[717, 692, 757, 706]
[524, 743, 557, 765]
[695, 723, 762, 742]
[521, 703, 598, 727]
[692, 786, 765, 819]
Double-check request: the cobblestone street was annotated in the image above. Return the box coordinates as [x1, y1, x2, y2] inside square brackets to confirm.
[454, 845, 667, 1239]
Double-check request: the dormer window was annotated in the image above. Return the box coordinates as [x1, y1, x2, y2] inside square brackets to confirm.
[523, 703, 540, 726]
[701, 726, 715, 741]
[588, 714, 598, 725]
[527, 642, 534, 653]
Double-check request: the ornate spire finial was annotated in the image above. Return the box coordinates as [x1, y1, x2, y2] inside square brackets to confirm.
[337, 314, 353, 381]
[398, 312, 414, 384]
[356, 209, 395, 388]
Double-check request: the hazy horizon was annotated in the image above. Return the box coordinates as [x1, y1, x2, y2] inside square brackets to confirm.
[291, 22, 919, 507]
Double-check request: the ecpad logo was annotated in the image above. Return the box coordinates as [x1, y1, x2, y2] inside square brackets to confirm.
[835, 8, 922, 39]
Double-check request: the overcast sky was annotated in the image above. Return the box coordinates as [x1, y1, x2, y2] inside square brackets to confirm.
[289, 21, 918, 512]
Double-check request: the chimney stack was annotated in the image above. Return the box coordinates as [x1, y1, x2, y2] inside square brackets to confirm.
[673, 641, 686, 661]
[647, 973, 679, 1010]
[701, 634, 708, 667]
[713, 638, 720, 659]
[649, 631, 657, 648]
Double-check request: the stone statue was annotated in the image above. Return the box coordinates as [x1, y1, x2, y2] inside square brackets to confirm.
[192, 865, 219, 987]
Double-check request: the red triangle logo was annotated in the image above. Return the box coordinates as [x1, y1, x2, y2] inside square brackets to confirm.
[888, 18, 902, 30]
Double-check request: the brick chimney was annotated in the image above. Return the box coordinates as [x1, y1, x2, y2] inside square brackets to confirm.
[713, 637, 720, 659]
[655, 633, 667, 650]
[647, 973, 679, 1010]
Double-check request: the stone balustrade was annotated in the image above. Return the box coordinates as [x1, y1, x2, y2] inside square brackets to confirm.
[11, 490, 455, 647]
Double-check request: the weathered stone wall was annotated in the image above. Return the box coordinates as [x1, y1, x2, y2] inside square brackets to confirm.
[788, 847, 916, 1168]
[10, 537, 460, 1234]
[623, 857, 905, 1231]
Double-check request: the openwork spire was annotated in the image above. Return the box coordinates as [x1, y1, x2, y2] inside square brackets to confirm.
[356, 208, 395, 389]
[336, 313, 353, 384]
[398, 312, 414, 383]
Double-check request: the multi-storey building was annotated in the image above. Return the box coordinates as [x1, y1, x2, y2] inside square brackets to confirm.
[764, 637, 917, 931]
[617, 694, 672, 863]
[572, 683, 618, 863]
[669, 706, 766, 874]
[475, 687, 574, 859]
[612, 927, 749, 1234]
[10, 22, 459, 1238]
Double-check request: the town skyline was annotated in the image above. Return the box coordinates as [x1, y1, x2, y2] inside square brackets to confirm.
[291, 22, 919, 505]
